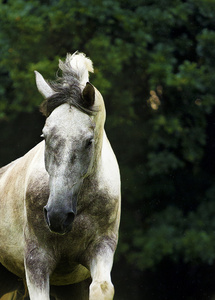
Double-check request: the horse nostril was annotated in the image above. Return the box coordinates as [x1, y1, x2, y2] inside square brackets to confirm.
[43, 206, 75, 234]
[63, 211, 75, 229]
[43, 206, 50, 226]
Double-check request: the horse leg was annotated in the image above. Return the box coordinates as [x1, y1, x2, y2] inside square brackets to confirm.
[24, 257, 50, 300]
[89, 247, 115, 300]
[24, 267, 49, 300]
[24, 237, 55, 300]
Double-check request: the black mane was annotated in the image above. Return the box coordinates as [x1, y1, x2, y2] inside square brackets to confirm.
[40, 57, 96, 117]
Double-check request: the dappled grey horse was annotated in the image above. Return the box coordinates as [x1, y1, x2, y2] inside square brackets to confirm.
[0, 52, 121, 300]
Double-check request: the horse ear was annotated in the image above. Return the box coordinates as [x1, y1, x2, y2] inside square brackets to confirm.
[82, 82, 95, 107]
[34, 71, 55, 99]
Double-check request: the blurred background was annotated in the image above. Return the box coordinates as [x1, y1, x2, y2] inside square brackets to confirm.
[1, 0, 215, 299]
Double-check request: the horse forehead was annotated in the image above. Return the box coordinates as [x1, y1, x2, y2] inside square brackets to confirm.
[45, 104, 92, 136]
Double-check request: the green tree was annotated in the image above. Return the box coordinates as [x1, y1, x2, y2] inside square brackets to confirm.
[1, 0, 215, 298]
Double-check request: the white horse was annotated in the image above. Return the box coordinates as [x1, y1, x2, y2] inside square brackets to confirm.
[0, 52, 121, 300]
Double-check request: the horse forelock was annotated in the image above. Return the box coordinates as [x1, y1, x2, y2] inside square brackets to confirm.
[40, 52, 96, 118]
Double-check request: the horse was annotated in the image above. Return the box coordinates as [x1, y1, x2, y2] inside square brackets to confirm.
[0, 52, 121, 300]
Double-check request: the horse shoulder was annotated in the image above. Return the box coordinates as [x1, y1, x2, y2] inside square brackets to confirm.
[0, 141, 48, 232]
[0, 142, 47, 278]
[0, 141, 46, 191]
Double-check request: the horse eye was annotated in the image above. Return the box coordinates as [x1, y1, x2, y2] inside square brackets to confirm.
[85, 138, 93, 148]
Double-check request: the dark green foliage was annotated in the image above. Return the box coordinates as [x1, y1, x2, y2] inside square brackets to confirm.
[1, 0, 215, 298]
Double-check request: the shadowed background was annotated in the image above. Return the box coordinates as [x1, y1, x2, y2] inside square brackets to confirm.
[1, 0, 215, 299]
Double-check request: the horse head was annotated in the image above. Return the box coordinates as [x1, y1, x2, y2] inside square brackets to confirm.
[35, 52, 105, 235]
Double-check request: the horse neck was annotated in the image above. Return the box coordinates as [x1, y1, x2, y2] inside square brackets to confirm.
[92, 99, 106, 172]
[93, 123, 104, 171]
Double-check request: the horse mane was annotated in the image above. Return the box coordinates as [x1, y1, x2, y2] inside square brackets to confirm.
[40, 52, 96, 117]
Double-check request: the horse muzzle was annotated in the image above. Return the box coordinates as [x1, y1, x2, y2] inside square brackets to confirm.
[43, 205, 76, 235]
